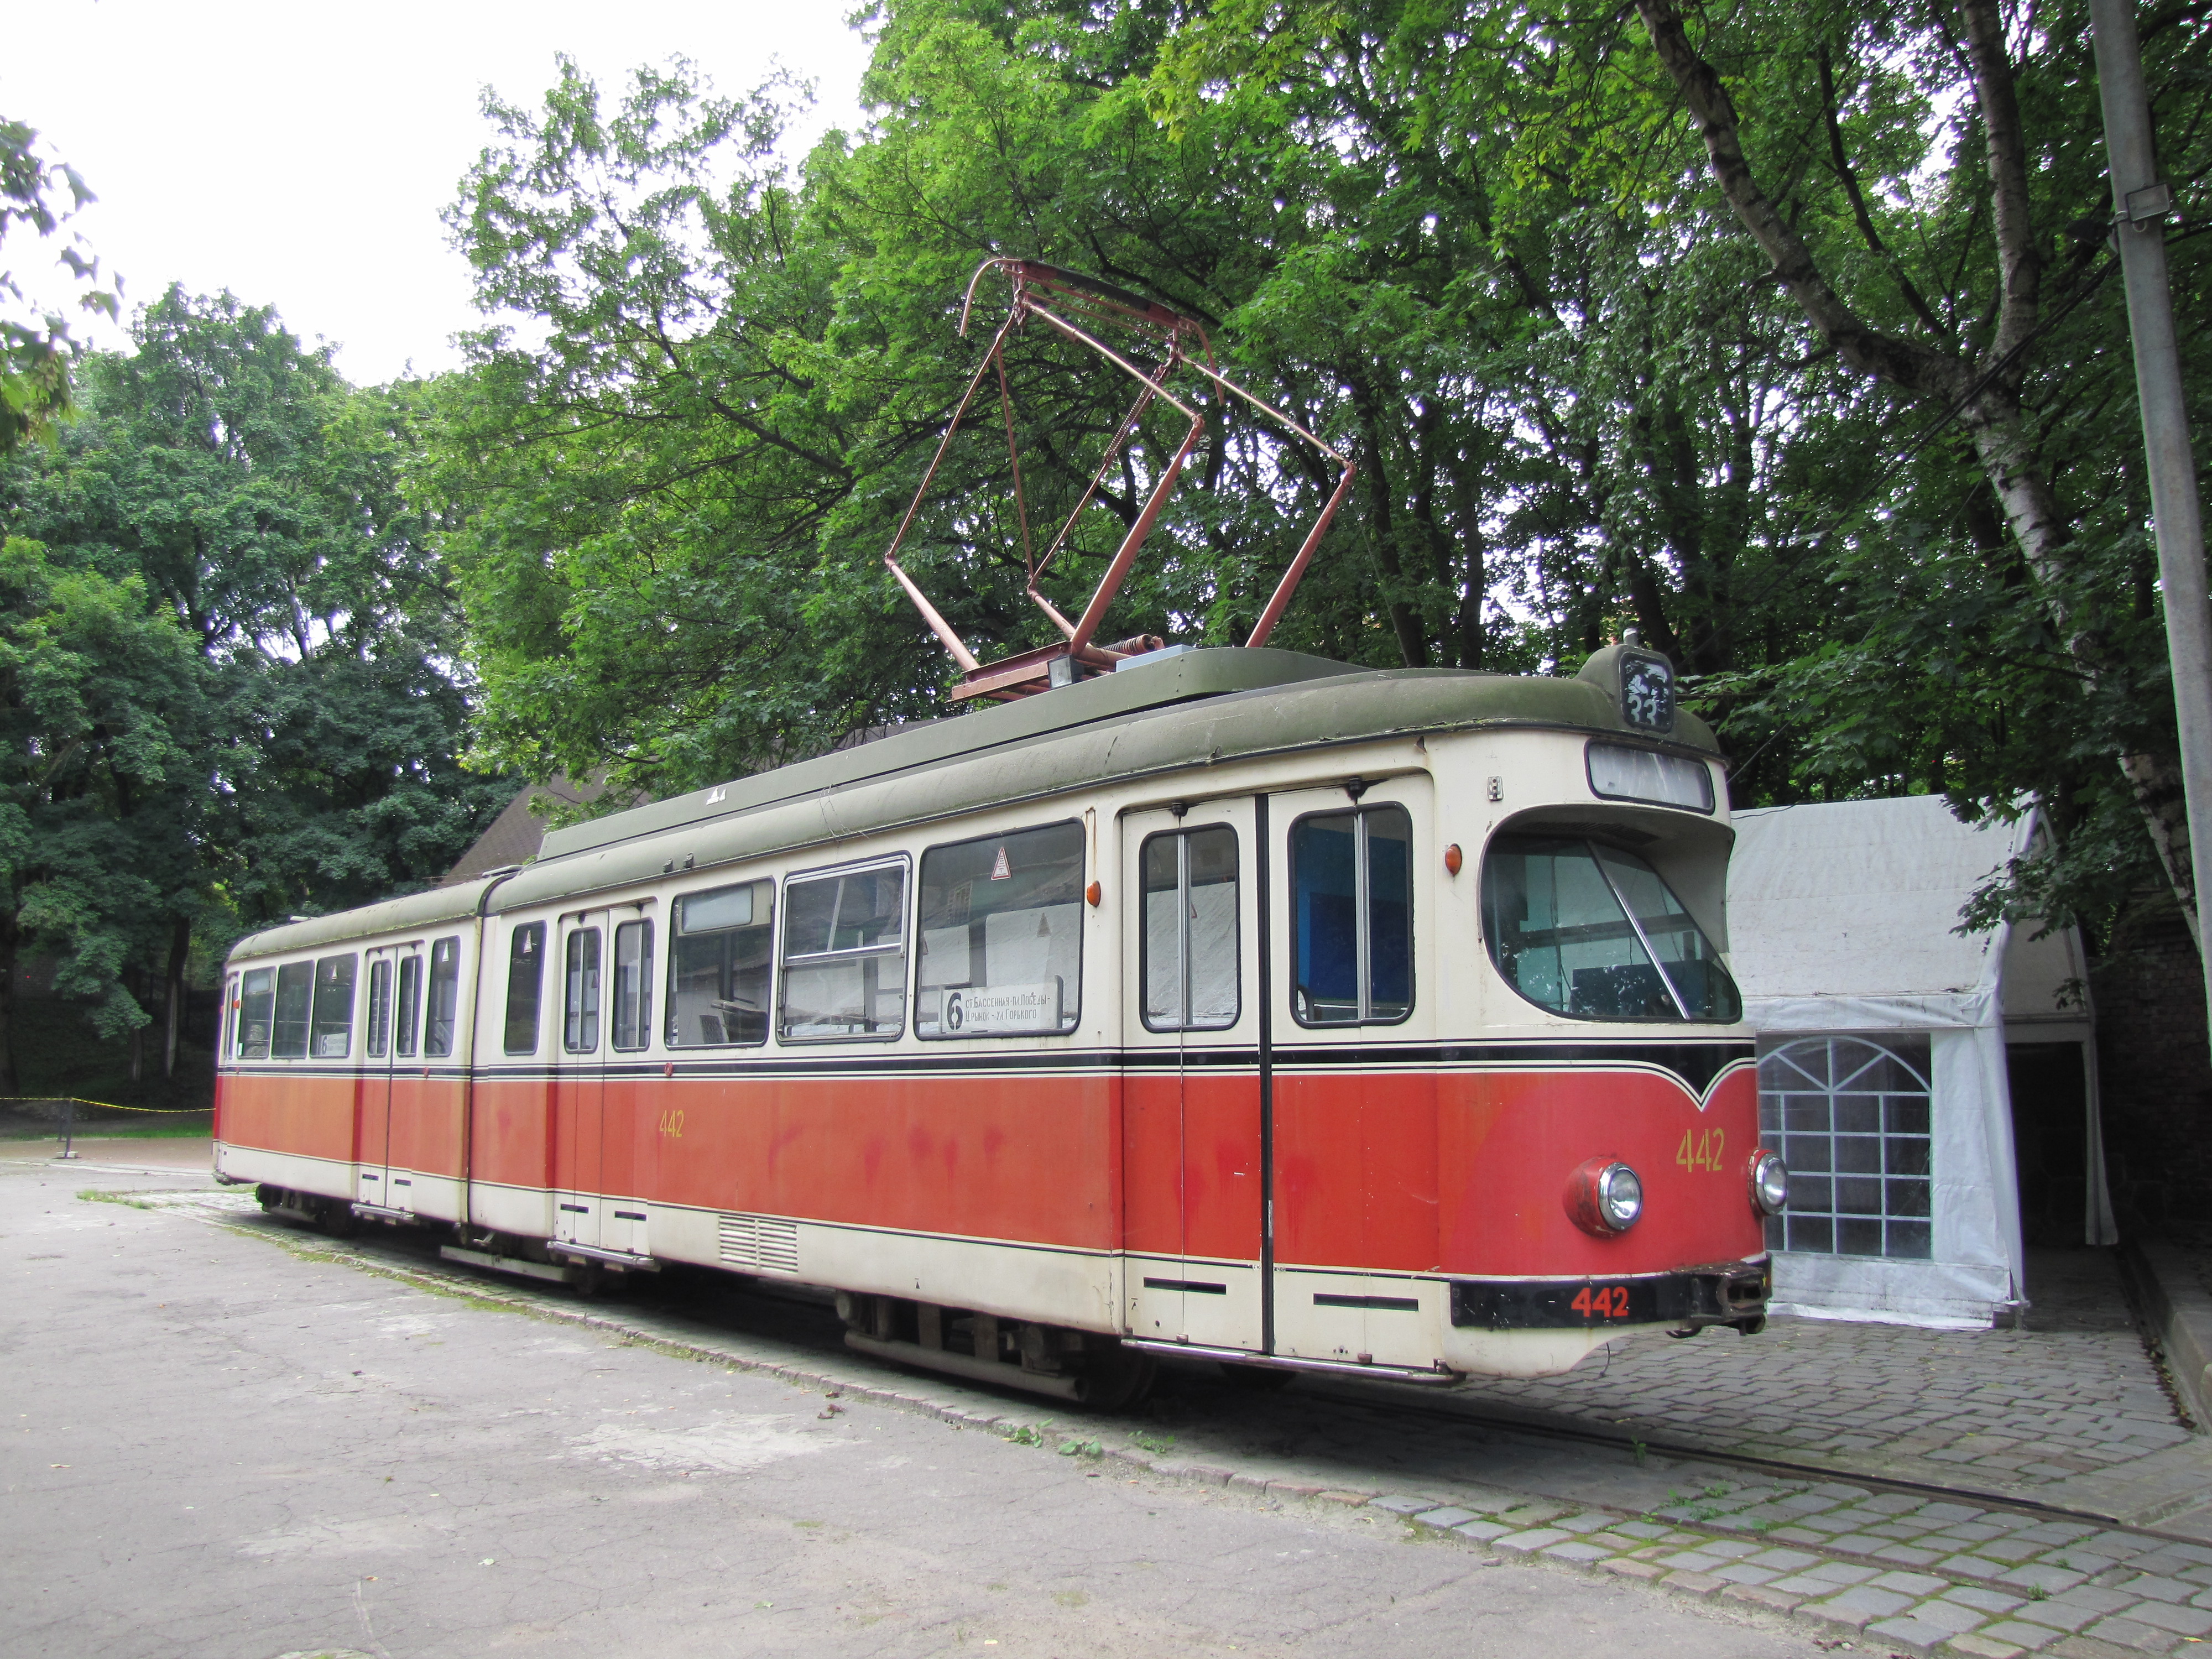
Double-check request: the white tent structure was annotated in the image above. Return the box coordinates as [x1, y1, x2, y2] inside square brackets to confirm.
[1726, 797, 2116, 1328]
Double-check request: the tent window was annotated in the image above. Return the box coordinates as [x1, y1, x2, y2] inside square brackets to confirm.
[1759, 1036, 1933, 1260]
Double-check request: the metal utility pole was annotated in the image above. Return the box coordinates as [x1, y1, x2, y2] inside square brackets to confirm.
[2089, 0, 2212, 1056]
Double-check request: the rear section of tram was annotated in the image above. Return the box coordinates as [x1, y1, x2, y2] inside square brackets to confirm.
[214, 645, 1781, 1402]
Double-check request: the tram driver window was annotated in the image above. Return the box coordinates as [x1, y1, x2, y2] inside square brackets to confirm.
[669, 881, 771, 1047]
[504, 923, 546, 1054]
[917, 822, 1084, 1037]
[1480, 834, 1741, 1022]
[309, 956, 357, 1059]
[237, 967, 274, 1060]
[780, 861, 907, 1040]
[1142, 825, 1239, 1031]
[424, 937, 460, 1057]
[1291, 806, 1413, 1026]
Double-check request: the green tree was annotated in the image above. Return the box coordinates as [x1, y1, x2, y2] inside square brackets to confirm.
[1, 118, 118, 452]
[4, 289, 513, 1077]
[0, 535, 200, 1095]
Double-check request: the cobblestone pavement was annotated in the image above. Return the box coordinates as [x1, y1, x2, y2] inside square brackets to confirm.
[1441, 1250, 2197, 1500]
[58, 1172, 2212, 1659]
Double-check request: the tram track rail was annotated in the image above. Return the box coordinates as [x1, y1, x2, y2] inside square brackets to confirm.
[177, 1193, 2210, 1548]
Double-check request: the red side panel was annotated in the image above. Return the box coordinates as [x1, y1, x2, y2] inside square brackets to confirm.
[387, 1073, 467, 1179]
[1274, 1062, 1764, 1277]
[216, 1073, 356, 1164]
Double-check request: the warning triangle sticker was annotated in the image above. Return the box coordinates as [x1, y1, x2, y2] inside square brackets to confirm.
[989, 846, 1011, 880]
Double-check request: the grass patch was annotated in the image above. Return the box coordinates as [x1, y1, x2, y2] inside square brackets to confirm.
[76, 1188, 157, 1211]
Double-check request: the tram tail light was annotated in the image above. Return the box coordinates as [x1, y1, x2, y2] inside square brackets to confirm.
[1750, 1149, 1789, 1217]
[1564, 1158, 1644, 1237]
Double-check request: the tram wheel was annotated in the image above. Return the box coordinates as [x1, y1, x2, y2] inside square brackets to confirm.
[319, 1202, 359, 1239]
[572, 1261, 611, 1298]
[1076, 1349, 1157, 1410]
[1217, 1361, 1295, 1392]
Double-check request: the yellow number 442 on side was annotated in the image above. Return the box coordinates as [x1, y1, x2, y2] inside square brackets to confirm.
[1676, 1126, 1726, 1173]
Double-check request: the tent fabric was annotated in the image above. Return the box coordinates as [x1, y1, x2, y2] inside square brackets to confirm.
[1727, 797, 2115, 1330]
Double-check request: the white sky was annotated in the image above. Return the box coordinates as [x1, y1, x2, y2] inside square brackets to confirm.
[3, 1, 874, 385]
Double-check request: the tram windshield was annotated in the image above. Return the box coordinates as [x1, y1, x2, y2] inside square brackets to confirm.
[1481, 834, 1740, 1022]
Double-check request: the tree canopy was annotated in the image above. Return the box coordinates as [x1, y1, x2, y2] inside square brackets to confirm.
[433, 0, 2210, 947]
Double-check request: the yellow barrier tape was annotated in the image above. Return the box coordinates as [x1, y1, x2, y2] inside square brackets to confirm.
[0, 1097, 210, 1114]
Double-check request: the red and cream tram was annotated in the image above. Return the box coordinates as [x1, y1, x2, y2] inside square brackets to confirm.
[215, 642, 1784, 1406]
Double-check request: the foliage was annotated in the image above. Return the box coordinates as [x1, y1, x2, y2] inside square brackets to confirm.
[432, 0, 2210, 948]
[0, 118, 118, 452]
[0, 289, 513, 1081]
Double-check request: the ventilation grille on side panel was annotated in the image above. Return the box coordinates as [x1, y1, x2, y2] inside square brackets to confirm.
[717, 1212, 800, 1275]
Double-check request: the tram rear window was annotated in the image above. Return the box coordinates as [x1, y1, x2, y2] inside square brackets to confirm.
[917, 822, 1084, 1037]
[237, 967, 274, 1060]
[669, 881, 771, 1047]
[1481, 834, 1740, 1022]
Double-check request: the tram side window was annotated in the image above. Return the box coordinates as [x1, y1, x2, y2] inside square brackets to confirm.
[669, 882, 772, 1047]
[425, 937, 460, 1057]
[309, 956, 357, 1058]
[237, 968, 273, 1059]
[394, 954, 423, 1057]
[1141, 826, 1239, 1031]
[1480, 834, 1741, 1022]
[780, 862, 907, 1040]
[1290, 806, 1413, 1026]
[223, 974, 239, 1058]
[505, 924, 546, 1054]
[564, 926, 601, 1053]
[917, 823, 1084, 1037]
[271, 961, 314, 1058]
[612, 920, 654, 1051]
[366, 960, 393, 1058]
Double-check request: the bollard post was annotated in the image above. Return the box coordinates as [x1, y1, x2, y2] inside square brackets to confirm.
[57, 1097, 78, 1160]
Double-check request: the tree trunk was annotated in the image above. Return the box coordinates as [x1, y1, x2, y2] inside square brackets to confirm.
[164, 916, 191, 1081]
[128, 966, 145, 1085]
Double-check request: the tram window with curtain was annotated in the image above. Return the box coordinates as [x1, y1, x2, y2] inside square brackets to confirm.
[309, 956, 357, 1058]
[1141, 825, 1239, 1031]
[394, 954, 422, 1057]
[366, 960, 393, 1058]
[1480, 834, 1740, 1022]
[612, 920, 654, 1051]
[504, 924, 546, 1055]
[668, 881, 771, 1047]
[425, 937, 460, 1057]
[237, 968, 274, 1059]
[917, 822, 1084, 1037]
[1290, 806, 1413, 1026]
[779, 862, 907, 1040]
[564, 927, 602, 1053]
[271, 962, 313, 1058]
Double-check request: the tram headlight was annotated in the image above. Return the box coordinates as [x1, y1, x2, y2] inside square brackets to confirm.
[1565, 1157, 1644, 1237]
[1750, 1149, 1789, 1217]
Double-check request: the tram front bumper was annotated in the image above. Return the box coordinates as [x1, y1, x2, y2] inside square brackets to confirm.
[1448, 1259, 1772, 1337]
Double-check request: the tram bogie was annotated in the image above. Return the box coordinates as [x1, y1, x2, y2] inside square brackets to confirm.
[215, 645, 1779, 1406]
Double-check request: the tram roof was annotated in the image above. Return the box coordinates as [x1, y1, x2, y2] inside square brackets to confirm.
[228, 645, 1718, 960]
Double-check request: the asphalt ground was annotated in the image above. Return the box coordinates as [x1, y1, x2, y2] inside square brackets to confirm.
[1, 1156, 1820, 1659]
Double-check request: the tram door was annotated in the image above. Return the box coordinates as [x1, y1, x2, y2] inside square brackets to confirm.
[357, 943, 402, 1212]
[1121, 799, 1266, 1352]
[552, 910, 612, 1251]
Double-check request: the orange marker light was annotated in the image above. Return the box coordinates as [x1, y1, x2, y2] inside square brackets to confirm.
[1444, 843, 1463, 876]
[1085, 880, 1102, 907]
